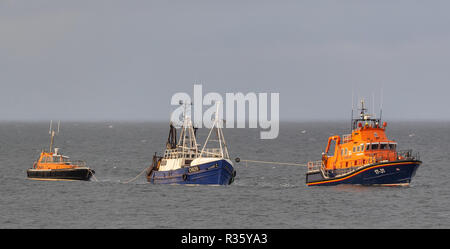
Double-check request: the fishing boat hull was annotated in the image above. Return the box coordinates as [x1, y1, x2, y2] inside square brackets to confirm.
[27, 167, 94, 181]
[306, 160, 421, 186]
[147, 159, 236, 185]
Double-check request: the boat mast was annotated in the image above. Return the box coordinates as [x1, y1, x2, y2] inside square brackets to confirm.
[182, 102, 187, 158]
[176, 101, 198, 156]
[48, 120, 60, 153]
[200, 102, 230, 159]
[360, 99, 367, 119]
[215, 103, 223, 158]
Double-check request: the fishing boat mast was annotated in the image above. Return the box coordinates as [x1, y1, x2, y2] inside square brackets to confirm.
[176, 101, 199, 158]
[199, 102, 230, 159]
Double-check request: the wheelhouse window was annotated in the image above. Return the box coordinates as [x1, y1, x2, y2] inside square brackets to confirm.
[371, 144, 379, 150]
[389, 144, 397, 150]
[380, 144, 388, 150]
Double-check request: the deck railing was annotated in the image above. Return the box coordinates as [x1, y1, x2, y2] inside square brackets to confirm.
[164, 147, 199, 159]
[396, 150, 420, 161]
[200, 148, 223, 158]
[70, 160, 87, 167]
[34, 160, 87, 167]
[163, 147, 226, 159]
[307, 161, 324, 173]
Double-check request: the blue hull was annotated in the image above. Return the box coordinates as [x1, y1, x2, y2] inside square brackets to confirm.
[148, 159, 236, 185]
[306, 160, 421, 186]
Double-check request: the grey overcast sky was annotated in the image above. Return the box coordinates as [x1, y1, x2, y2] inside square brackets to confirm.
[1, 0, 450, 121]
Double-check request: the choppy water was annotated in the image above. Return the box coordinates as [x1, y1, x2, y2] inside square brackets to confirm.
[0, 122, 449, 228]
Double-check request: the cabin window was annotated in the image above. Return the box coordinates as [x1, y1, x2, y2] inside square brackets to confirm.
[380, 144, 388, 150]
[371, 144, 379, 150]
[389, 144, 397, 150]
[353, 147, 356, 153]
[366, 144, 370, 151]
[356, 146, 360, 152]
[345, 148, 348, 155]
[341, 149, 344, 156]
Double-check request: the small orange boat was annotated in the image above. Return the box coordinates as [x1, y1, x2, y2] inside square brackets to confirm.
[306, 99, 421, 186]
[27, 121, 95, 181]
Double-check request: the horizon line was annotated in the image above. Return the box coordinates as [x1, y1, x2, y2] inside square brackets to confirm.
[1, 118, 450, 123]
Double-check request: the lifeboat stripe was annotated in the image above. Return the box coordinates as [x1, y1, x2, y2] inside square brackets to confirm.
[307, 161, 418, 186]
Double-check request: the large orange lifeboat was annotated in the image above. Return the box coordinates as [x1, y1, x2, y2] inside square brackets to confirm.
[306, 99, 421, 186]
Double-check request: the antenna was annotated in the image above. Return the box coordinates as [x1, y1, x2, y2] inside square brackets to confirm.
[351, 88, 354, 131]
[350, 108, 354, 131]
[372, 92, 375, 117]
[380, 87, 384, 120]
[351, 88, 355, 115]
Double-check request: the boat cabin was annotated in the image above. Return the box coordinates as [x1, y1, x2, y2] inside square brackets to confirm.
[322, 100, 400, 171]
[34, 149, 85, 170]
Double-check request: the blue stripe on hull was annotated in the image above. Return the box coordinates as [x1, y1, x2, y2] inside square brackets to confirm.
[148, 159, 235, 185]
[306, 161, 421, 186]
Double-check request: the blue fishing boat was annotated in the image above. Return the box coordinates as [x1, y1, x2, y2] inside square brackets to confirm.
[146, 103, 236, 185]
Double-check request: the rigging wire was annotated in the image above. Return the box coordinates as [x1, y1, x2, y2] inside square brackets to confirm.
[122, 167, 148, 184]
[235, 158, 308, 167]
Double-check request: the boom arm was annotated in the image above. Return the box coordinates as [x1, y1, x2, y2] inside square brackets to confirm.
[325, 136, 341, 155]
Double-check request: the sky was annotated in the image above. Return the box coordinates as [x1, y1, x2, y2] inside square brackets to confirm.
[1, 0, 450, 121]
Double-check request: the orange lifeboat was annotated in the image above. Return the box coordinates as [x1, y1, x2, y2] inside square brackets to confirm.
[27, 121, 95, 181]
[306, 99, 421, 186]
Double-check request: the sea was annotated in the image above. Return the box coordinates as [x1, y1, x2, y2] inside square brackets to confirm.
[0, 121, 448, 228]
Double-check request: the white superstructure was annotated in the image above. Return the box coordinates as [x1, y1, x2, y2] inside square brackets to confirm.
[157, 102, 231, 172]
